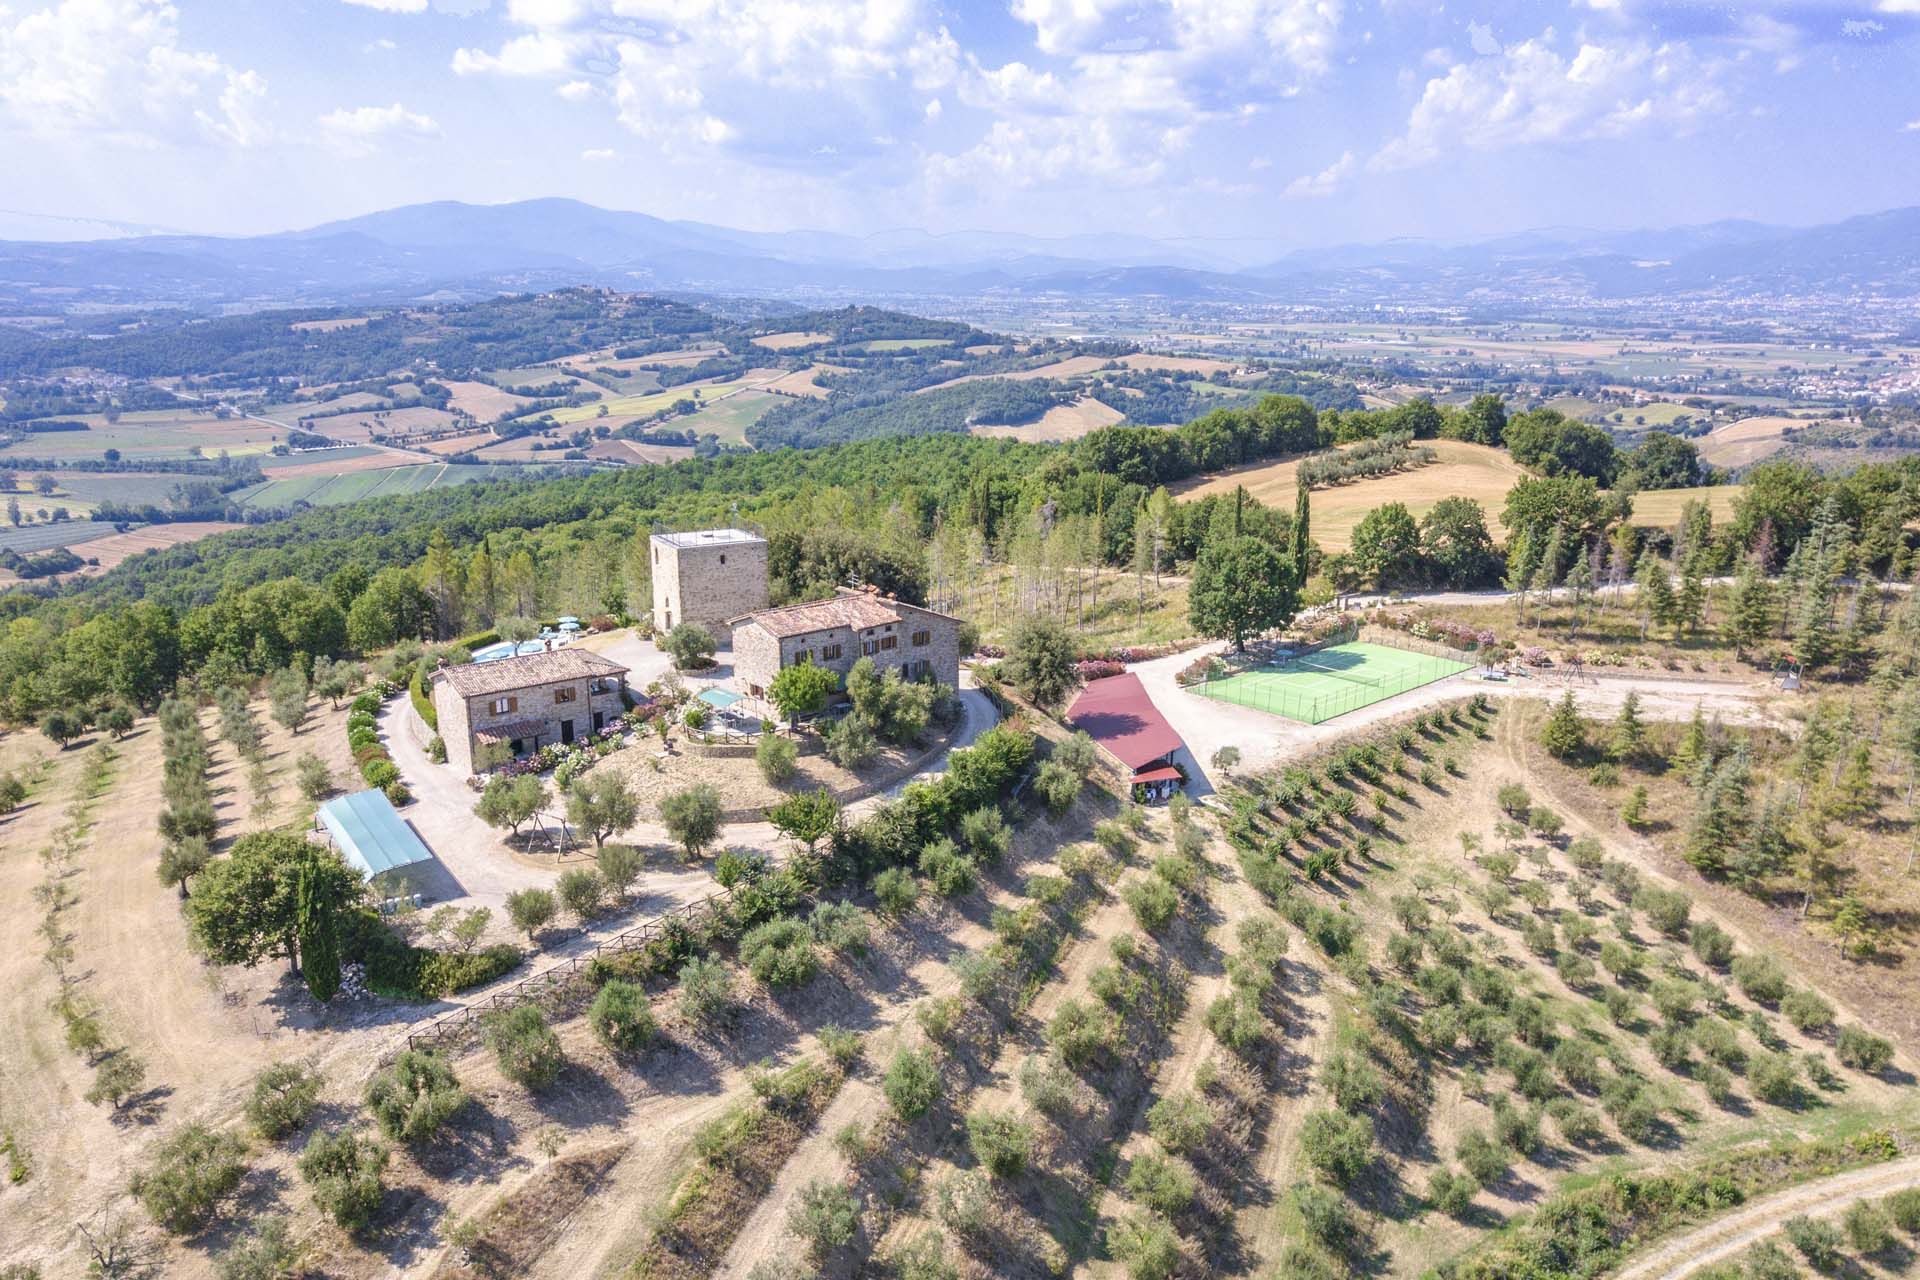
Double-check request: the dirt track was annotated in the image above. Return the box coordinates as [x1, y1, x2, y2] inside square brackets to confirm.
[1610, 1155, 1920, 1280]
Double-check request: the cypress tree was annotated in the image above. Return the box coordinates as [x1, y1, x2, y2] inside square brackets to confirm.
[1292, 480, 1311, 591]
[298, 857, 342, 1005]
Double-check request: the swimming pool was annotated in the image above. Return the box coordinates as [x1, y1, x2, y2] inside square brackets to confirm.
[472, 639, 551, 662]
[697, 687, 743, 709]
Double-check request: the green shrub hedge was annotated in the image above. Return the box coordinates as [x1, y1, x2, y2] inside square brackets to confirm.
[409, 661, 438, 732]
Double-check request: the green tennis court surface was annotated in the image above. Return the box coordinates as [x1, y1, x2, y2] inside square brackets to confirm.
[1194, 641, 1471, 725]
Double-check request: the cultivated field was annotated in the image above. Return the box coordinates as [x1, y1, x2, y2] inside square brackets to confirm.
[0, 411, 284, 462]
[71, 521, 244, 572]
[918, 354, 1115, 394]
[441, 380, 530, 422]
[751, 330, 831, 351]
[233, 463, 500, 510]
[1176, 440, 1528, 551]
[1623, 484, 1745, 528]
[1695, 416, 1807, 468]
[973, 396, 1125, 442]
[586, 439, 697, 465]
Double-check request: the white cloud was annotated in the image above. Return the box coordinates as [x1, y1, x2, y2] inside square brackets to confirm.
[341, 0, 429, 11]
[556, 78, 594, 101]
[1282, 149, 1354, 198]
[1372, 32, 1723, 174]
[452, 31, 573, 75]
[580, 146, 615, 160]
[1904, 118, 1920, 132]
[366, 37, 398, 51]
[0, 0, 270, 146]
[318, 101, 441, 155]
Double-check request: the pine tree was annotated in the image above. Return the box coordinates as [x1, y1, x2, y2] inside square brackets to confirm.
[1731, 787, 1794, 888]
[1634, 552, 1673, 640]
[1542, 691, 1587, 760]
[1622, 785, 1650, 828]
[1831, 742, 1877, 821]
[1610, 690, 1646, 762]
[1721, 555, 1775, 659]
[1672, 704, 1709, 772]
[1685, 745, 1751, 876]
[1674, 571, 1706, 639]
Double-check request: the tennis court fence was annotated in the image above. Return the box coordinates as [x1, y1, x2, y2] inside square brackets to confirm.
[1357, 624, 1480, 666]
[1190, 644, 1469, 725]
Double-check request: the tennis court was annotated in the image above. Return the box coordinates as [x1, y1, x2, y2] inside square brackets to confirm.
[1192, 641, 1471, 725]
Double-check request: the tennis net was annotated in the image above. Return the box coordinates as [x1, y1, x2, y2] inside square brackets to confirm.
[1286, 659, 1383, 689]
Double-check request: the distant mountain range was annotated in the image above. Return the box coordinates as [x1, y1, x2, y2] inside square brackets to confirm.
[5, 198, 1920, 312]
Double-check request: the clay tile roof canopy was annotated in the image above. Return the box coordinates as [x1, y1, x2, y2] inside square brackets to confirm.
[733, 594, 904, 639]
[435, 648, 629, 699]
[1065, 672, 1186, 772]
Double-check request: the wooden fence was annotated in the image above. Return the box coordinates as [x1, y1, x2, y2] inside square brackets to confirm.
[398, 884, 739, 1054]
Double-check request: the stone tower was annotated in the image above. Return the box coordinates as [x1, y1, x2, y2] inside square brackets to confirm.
[648, 528, 769, 643]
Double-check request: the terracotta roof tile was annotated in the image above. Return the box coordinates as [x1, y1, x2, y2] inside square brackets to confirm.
[735, 595, 904, 640]
[435, 647, 628, 699]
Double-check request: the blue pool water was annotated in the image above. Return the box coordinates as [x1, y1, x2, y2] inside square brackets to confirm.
[473, 639, 550, 662]
[698, 687, 743, 708]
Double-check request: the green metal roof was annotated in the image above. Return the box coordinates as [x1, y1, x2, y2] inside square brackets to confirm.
[318, 789, 434, 879]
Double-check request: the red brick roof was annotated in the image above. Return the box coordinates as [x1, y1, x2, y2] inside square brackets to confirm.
[1065, 673, 1185, 771]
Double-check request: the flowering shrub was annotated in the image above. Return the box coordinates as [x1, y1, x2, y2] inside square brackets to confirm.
[1368, 608, 1496, 653]
[1519, 646, 1551, 667]
[1075, 659, 1125, 682]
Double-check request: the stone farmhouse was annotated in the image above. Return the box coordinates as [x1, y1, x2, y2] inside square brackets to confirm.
[649, 527, 768, 644]
[431, 647, 630, 774]
[730, 586, 963, 712]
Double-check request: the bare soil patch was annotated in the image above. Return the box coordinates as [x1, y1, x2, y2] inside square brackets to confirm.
[442, 380, 527, 422]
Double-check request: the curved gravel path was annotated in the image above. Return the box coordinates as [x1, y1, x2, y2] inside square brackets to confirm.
[1609, 1155, 1920, 1280]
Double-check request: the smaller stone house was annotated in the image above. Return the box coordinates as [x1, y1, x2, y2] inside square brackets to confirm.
[730, 587, 963, 711]
[431, 648, 630, 775]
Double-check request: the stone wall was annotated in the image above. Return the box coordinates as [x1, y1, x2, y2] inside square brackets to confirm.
[650, 533, 769, 636]
[734, 602, 962, 702]
[436, 672, 627, 775]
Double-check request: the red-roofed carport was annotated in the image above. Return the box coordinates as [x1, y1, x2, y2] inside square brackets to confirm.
[1065, 672, 1190, 802]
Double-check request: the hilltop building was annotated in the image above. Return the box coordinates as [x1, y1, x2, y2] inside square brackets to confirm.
[649, 527, 768, 643]
[431, 648, 629, 774]
[730, 587, 963, 710]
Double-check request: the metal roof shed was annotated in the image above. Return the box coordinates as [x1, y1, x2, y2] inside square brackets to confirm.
[1065, 673, 1186, 773]
[317, 789, 436, 880]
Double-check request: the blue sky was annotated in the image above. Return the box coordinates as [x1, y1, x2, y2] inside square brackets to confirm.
[2, 0, 1917, 248]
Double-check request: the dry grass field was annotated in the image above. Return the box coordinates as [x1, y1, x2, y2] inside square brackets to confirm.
[303, 406, 462, 443]
[441, 380, 528, 422]
[750, 330, 831, 351]
[1176, 440, 1528, 550]
[972, 396, 1126, 442]
[1695, 416, 1806, 468]
[762, 364, 847, 398]
[916, 353, 1115, 394]
[587, 439, 697, 465]
[1623, 484, 1745, 528]
[72, 521, 243, 572]
[415, 432, 499, 456]
[287, 316, 370, 333]
[1117, 354, 1240, 375]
